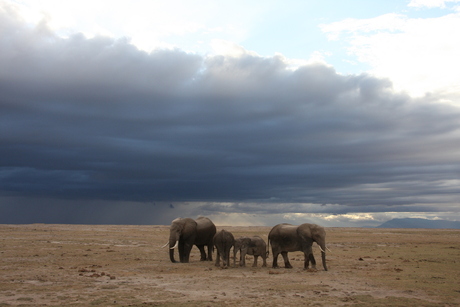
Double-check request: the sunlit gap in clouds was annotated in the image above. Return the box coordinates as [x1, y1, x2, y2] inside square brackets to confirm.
[167, 202, 460, 227]
[201, 211, 460, 228]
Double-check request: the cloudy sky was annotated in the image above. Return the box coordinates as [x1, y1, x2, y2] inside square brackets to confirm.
[1, 0, 459, 227]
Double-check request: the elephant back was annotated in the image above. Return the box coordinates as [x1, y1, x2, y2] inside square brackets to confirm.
[213, 229, 235, 245]
[195, 217, 216, 245]
[249, 236, 266, 248]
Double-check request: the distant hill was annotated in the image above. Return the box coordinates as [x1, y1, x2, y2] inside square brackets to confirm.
[377, 218, 460, 229]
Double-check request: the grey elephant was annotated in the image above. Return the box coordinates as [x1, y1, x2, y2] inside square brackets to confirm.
[233, 236, 268, 267]
[268, 223, 328, 271]
[164, 216, 216, 263]
[213, 229, 235, 268]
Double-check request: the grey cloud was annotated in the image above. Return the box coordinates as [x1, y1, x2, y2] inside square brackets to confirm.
[1, 10, 460, 224]
[0, 197, 176, 225]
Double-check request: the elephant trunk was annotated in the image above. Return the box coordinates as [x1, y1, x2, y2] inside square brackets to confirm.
[169, 246, 177, 263]
[169, 233, 180, 263]
[321, 246, 328, 271]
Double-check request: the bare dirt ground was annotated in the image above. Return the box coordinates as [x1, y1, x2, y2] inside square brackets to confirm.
[0, 224, 459, 306]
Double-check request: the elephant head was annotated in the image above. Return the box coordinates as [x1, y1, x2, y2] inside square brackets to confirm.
[297, 223, 328, 271]
[233, 237, 251, 266]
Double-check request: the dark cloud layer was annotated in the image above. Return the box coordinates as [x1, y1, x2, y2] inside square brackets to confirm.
[1, 7, 459, 224]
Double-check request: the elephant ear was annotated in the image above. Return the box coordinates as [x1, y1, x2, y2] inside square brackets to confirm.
[171, 218, 185, 231]
[182, 219, 198, 237]
[240, 238, 250, 249]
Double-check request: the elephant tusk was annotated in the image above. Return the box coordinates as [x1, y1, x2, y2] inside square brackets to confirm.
[170, 240, 179, 250]
[327, 247, 332, 253]
[161, 242, 169, 248]
[318, 245, 326, 253]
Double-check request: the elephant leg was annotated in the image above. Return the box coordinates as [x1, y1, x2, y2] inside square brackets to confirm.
[303, 246, 316, 269]
[184, 243, 193, 263]
[304, 253, 309, 269]
[178, 241, 185, 263]
[281, 251, 293, 268]
[197, 245, 207, 261]
[241, 251, 246, 267]
[222, 250, 226, 267]
[222, 248, 227, 267]
[272, 251, 280, 268]
[303, 253, 310, 269]
[252, 255, 258, 267]
[226, 246, 232, 267]
[207, 244, 213, 261]
[309, 253, 317, 269]
[215, 249, 221, 267]
[262, 254, 267, 267]
[225, 252, 230, 267]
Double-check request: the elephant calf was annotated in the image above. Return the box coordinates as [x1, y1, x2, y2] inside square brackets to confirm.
[213, 229, 235, 268]
[233, 236, 268, 267]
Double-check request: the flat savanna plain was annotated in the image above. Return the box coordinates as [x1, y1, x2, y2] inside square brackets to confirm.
[0, 225, 459, 306]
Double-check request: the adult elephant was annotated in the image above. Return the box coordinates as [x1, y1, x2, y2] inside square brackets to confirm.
[268, 223, 328, 271]
[164, 216, 216, 263]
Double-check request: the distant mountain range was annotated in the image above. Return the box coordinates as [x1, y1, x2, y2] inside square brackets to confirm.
[377, 218, 460, 229]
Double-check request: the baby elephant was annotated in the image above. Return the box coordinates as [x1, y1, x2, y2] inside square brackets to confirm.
[213, 229, 235, 268]
[233, 236, 268, 267]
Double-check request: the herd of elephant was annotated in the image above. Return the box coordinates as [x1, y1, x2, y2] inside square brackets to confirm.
[162, 216, 328, 271]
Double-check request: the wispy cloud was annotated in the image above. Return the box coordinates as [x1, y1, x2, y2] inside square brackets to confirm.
[320, 8, 460, 96]
[408, 0, 460, 8]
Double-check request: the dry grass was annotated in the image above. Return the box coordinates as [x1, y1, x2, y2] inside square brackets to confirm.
[0, 224, 459, 306]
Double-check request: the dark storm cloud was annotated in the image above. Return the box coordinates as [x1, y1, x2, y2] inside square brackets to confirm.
[1, 8, 459, 224]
